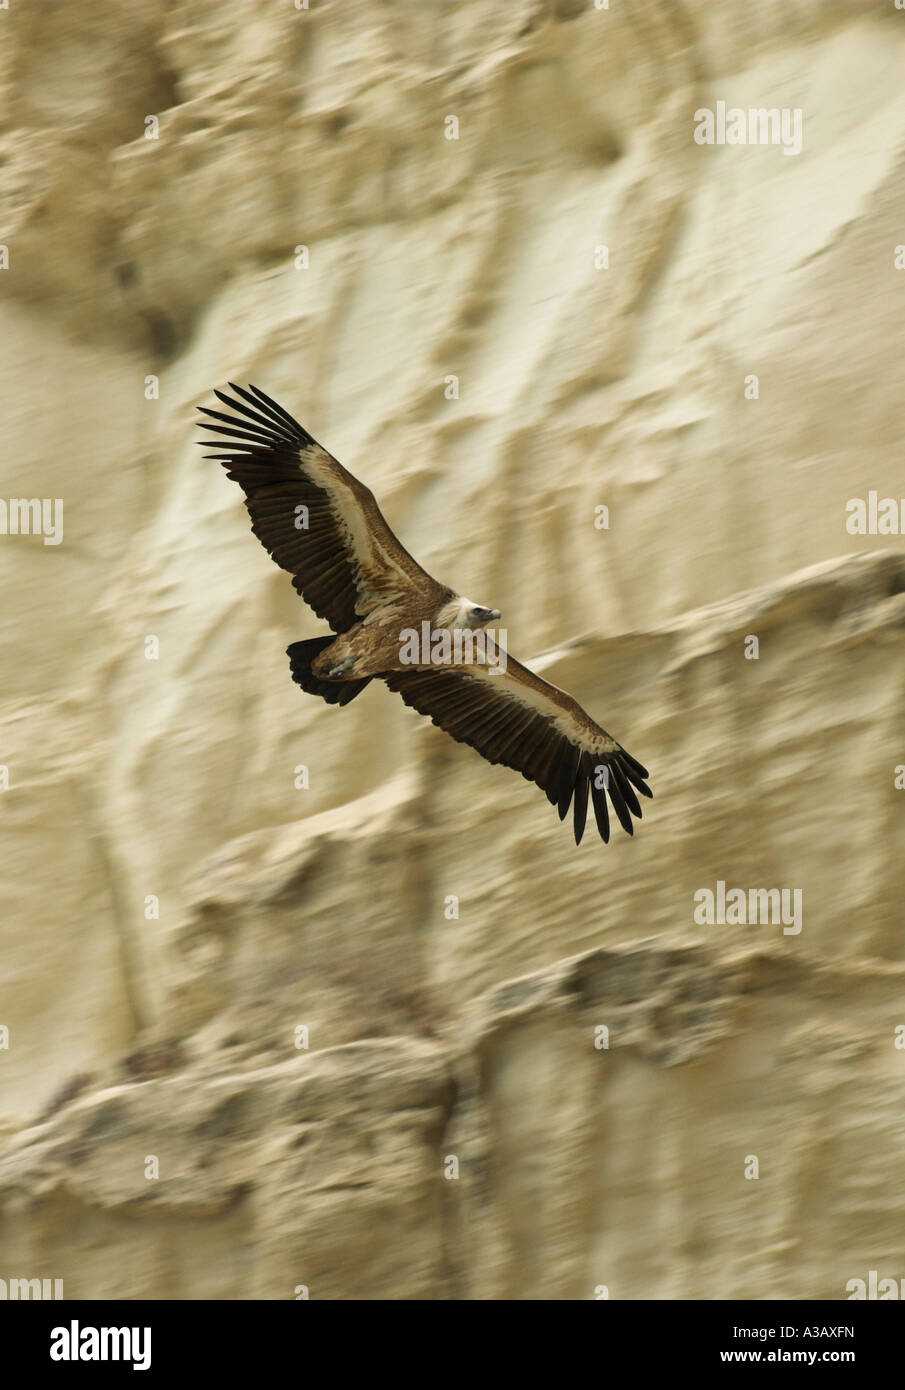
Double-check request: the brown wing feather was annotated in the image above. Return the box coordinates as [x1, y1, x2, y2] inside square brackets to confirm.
[383, 647, 652, 844]
[198, 384, 452, 633]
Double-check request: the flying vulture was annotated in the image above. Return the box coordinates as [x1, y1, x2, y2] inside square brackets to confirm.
[197, 385, 652, 844]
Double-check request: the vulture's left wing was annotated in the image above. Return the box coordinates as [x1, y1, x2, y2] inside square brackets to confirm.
[383, 641, 651, 844]
[198, 384, 452, 633]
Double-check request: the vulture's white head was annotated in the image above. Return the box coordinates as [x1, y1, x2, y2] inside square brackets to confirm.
[460, 599, 501, 629]
[440, 597, 502, 629]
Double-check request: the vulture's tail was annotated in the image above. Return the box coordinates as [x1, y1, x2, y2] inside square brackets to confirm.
[287, 637, 372, 707]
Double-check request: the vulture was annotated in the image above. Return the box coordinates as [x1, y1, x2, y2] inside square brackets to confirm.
[197, 385, 652, 844]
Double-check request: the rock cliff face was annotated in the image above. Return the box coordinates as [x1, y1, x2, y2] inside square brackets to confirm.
[1, 0, 904, 1300]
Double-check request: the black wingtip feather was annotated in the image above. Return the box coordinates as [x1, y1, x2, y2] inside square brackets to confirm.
[606, 768, 634, 836]
[572, 757, 590, 845]
[557, 743, 581, 820]
[231, 383, 307, 440]
[621, 750, 650, 781]
[249, 383, 306, 432]
[228, 381, 288, 424]
[620, 754, 653, 798]
[591, 777, 610, 843]
[611, 760, 642, 819]
[212, 389, 289, 439]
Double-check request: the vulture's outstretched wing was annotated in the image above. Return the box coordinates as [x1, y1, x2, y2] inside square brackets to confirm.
[383, 640, 652, 844]
[197, 384, 452, 632]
